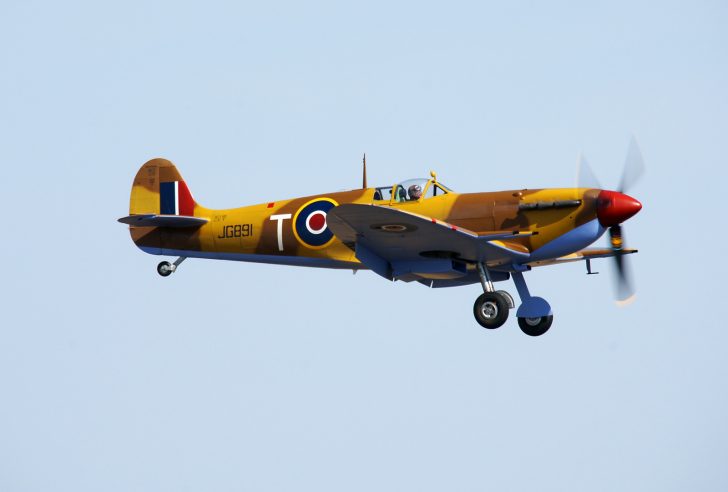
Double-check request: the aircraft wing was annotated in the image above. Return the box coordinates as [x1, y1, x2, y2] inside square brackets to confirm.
[327, 204, 531, 279]
[527, 247, 638, 268]
[117, 214, 208, 227]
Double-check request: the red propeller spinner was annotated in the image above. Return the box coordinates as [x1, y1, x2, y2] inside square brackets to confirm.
[596, 190, 642, 227]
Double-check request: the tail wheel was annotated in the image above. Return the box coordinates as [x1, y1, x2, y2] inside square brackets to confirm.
[157, 261, 173, 277]
[473, 292, 509, 329]
[517, 315, 553, 337]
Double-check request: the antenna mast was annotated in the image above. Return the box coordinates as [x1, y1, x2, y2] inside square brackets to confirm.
[362, 153, 368, 189]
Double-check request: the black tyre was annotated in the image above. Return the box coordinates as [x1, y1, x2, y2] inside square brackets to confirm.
[517, 315, 553, 337]
[157, 261, 173, 277]
[473, 292, 509, 329]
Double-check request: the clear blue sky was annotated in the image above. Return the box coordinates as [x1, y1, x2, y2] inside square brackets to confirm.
[1, 1, 727, 490]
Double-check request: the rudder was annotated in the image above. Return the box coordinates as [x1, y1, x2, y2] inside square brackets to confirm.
[129, 158, 199, 216]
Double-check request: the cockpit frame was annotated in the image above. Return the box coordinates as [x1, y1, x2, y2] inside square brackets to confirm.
[372, 174, 452, 205]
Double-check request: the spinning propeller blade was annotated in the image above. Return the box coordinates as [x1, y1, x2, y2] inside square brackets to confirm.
[618, 136, 645, 193]
[577, 153, 602, 189]
[584, 137, 645, 305]
[609, 224, 636, 305]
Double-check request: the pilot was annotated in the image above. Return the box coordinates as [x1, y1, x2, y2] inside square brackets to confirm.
[408, 184, 422, 201]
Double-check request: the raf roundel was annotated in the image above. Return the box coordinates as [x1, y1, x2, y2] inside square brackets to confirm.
[293, 198, 339, 249]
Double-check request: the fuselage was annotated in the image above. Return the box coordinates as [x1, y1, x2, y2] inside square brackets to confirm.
[130, 182, 617, 272]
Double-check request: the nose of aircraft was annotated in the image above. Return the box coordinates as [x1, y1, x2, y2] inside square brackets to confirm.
[596, 190, 642, 227]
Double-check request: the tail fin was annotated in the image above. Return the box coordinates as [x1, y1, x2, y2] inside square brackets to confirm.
[129, 158, 199, 216]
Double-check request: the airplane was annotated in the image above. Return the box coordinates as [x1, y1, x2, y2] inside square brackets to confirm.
[118, 142, 644, 336]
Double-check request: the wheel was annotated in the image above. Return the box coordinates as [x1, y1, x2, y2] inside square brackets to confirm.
[517, 315, 553, 337]
[473, 292, 509, 329]
[157, 261, 173, 277]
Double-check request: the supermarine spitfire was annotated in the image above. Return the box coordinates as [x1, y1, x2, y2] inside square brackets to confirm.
[119, 142, 644, 336]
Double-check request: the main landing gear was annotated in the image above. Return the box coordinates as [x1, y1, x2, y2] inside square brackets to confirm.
[473, 263, 514, 329]
[157, 257, 187, 277]
[473, 292, 511, 329]
[472, 263, 554, 336]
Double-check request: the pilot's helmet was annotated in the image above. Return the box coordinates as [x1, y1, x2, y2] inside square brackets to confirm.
[408, 184, 422, 200]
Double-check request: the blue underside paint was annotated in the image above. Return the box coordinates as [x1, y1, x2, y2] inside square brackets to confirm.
[392, 259, 466, 278]
[529, 218, 605, 261]
[419, 270, 510, 288]
[139, 247, 361, 270]
[355, 242, 391, 279]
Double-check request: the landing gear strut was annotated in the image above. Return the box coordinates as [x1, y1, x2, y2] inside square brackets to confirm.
[511, 270, 553, 337]
[157, 257, 187, 277]
[472, 262, 513, 329]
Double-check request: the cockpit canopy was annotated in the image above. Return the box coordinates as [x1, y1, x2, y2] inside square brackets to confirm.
[373, 178, 452, 203]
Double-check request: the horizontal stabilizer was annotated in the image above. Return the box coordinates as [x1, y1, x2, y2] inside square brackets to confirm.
[117, 214, 208, 227]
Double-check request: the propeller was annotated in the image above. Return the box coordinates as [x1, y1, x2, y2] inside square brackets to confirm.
[577, 136, 644, 192]
[577, 153, 602, 190]
[618, 136, 645, 194]
[579, 137, 645, 305]
[608, 223, 636, 305]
